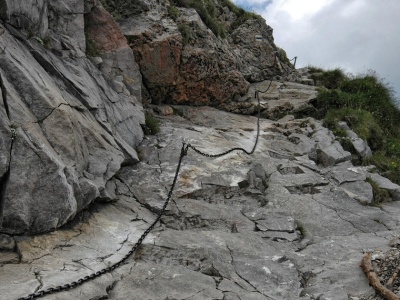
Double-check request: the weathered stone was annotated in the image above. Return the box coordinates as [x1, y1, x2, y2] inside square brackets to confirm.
[331, 161, 367, 184]
[255, 215, 296, 232]
[315, 141, 352, 167]
[48, 0, 85, 53]
[85, 4, 142, 101]
[0, 233, 15, 251]
[340, 181, 374, 204]
[2, 106, 400, 299]
[108, 262, 224, 300]
[0, 0, 48, 37]
[0, 16, 143, 234]
[368, 173, 400, 201]
[338, 121, 372, 159]
[0, 252, 19, 264]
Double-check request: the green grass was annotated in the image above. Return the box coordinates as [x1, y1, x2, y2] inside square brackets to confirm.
[307, 67, 400, 185]
[178, 24, 194, 45]
[309, 67, 347, 90]
[367, 177, 392, 204]
[168, 5, 181, 21]
[144, 111, 160, 135]
[85, 37, 100, 57]
[170, 0, 260, 37]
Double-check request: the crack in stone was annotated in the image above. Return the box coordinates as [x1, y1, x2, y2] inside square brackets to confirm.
[33, 270, 44, 293]
[311, 195, 367, 234]
[105, 279, 119, 296]
[226, 245, 263, 296]
[35, 102, 80, 123]
[0, 71, 10, 118]
[71, 259, 94, 271]
[182, 288, 207, 300]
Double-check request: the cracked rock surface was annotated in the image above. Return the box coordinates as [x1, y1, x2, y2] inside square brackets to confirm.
[0, 12, 144, 234]
[2, 106, 400, 300]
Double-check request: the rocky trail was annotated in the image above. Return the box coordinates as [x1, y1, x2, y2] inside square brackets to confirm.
[1, 0, 400, 299]
[2, 101, 400, 300]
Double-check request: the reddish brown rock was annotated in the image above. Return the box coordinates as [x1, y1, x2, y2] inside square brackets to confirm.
[85, 3, 142, 99]
[84, 5, 128, 52]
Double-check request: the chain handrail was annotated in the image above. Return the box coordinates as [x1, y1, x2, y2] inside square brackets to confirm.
[16, 52, 296, 300]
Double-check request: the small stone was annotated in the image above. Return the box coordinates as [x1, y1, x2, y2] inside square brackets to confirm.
[0, 234, 15, 251]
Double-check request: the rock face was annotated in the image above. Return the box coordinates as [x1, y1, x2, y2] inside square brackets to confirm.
[0, 0, 144, 234]
[2, 107, 400, 300]
[2, 1, 400, 300]
[115, 0, 292, 108]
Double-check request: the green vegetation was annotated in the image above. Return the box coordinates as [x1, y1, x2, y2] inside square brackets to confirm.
[144, 111, 160, 135]
[85, 37, 100, 57]
[175, 0, 227, 37]
[307, 67, 400, 184]
[168, 5, 181, 21]
[170, 0, 260, 37]
[367, 177, 392, 205]
[178, 24, 194, 45]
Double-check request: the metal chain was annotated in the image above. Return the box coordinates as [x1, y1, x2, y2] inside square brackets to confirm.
[17, 144, 189, 300]
[187, 92, 261, 157]
[17, 51, 296, 300]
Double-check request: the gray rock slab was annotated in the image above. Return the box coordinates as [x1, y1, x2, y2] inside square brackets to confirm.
[316, 141, 352, 167]
[331, 161, 367, 184]
[340, 181, 374, 204]
[368, 173, 400, 201]
[109, 262, 224, 300]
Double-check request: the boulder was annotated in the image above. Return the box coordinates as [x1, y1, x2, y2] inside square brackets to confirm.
[315, 141, 352, 167]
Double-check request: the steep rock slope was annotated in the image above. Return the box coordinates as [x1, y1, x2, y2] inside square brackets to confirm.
[0, 0, 144, 234]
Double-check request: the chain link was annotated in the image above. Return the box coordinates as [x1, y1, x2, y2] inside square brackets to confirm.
[17, 50, 296, 300]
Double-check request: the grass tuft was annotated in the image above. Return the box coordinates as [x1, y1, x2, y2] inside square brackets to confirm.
[308, 67, 400, 185]
[144, 111, 160, 135]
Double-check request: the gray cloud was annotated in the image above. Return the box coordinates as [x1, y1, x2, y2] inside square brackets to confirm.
[255, 0, 400, 103]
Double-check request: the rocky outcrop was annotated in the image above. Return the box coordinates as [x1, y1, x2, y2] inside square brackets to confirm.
[0, 0, 144, 234]
[2, 107, 400, 299]
[115, 0, 292, 108]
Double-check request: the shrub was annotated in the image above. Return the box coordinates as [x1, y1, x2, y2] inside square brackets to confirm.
[367, 177, 392, 204]
[309, 67, 346, 90]
[144, 111, 160, 135]
[85, 37, 100, 57]
[178, 24, 194, 45]
[170, 0, 260, 37]
[168, 5, 180, 21]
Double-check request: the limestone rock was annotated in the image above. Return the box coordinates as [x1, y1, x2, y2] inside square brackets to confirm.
[84, 4, 142, 100]
[340, 181, 374, 204]
[0, 0, 48, 37]
[338, 121, 372, 159]
[316, 141, 352, 167]
[0, 11, 144, 234]
[241, 80, 318, 120]
[368, 173, 400, 201]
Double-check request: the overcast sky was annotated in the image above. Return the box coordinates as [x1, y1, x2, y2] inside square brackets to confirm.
[232, 0, 400, 105]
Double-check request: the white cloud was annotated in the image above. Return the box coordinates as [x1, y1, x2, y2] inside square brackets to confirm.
[237, 0, 400, 102]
